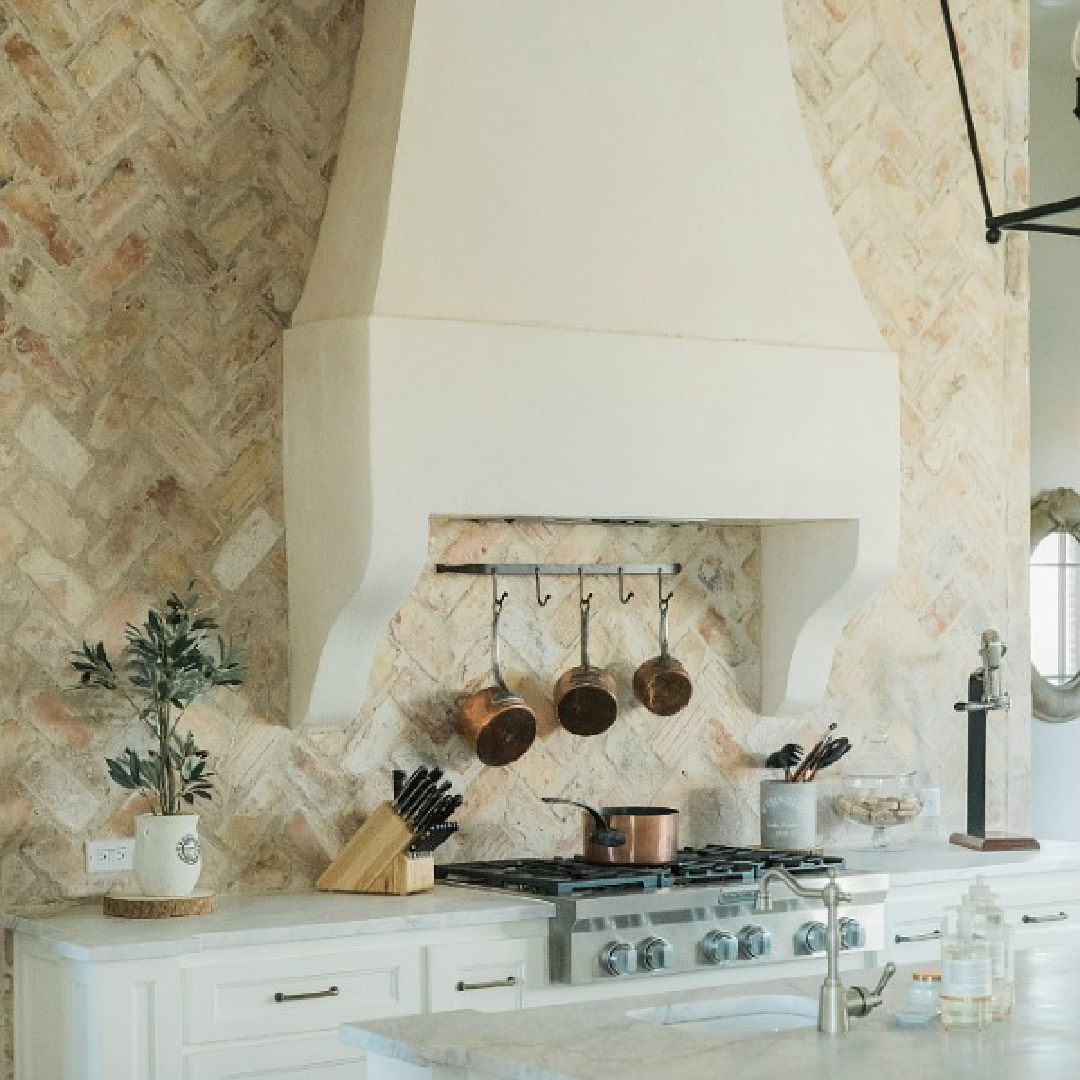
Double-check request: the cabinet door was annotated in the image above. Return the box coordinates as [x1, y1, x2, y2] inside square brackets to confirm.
[426, 939, 529, 1013]
[184, 944, 423, 1044]
[184, 1034, 364, 1080]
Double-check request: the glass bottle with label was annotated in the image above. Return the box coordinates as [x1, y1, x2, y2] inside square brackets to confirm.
[967, 875, 1013, 1020]
[940, 894, 993, 1030]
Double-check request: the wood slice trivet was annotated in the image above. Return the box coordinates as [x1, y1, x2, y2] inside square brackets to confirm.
[104, 888, 217, 919]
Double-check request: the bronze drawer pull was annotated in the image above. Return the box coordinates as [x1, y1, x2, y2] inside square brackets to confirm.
[894, 929, 942, 943]
[1022, 911, 1068, 924]
[274, 985, 340, 1003]
[455, 976, 518, 992]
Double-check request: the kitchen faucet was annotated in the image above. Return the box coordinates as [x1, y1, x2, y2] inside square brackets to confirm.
[754, 867, 896, 1034]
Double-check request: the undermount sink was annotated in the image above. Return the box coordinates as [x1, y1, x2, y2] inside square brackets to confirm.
[626, 995, 818, 1041]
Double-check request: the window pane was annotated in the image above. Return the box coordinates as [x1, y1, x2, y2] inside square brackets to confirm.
[1032, 532, 1062, 566]
[1066, 532, 1080, 565]
[1066, 566, 1080, 680]
[1031, 564, 1062, 677]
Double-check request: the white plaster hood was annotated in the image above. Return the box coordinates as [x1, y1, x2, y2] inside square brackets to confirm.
[283, 0, 900, 727]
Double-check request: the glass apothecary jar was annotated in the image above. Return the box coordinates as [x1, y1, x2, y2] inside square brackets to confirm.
[834, 728, 923, 848]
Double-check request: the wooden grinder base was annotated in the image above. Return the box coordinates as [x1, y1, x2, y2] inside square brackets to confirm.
[950, 832, 1041, 852]
[104, 888, 218, 919]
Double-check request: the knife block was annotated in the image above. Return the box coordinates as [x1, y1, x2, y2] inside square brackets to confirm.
[317, 802, 416, 893]
[363, 853, 436, 895]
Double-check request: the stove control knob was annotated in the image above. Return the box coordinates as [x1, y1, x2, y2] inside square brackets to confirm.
[600, 941, 638, 977]
[795, 921, 828, 956]
[701, 930, 738, 965]
[738, 925, 772, 960]
[839, 918, 866, 950]
[641, 936, 674, 971]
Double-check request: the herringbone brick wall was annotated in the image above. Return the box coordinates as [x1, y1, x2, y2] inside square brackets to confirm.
[0, 0, 1029, 1069]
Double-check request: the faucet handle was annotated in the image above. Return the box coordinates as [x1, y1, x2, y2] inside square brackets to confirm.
[872, 962, 898, 998]
[846, 962, 898, 1019]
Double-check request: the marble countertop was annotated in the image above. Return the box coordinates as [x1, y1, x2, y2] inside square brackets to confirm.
[342, 948, 1080, 1080]
[2, 886, 554, 962]
[833, 839, 1080, 885]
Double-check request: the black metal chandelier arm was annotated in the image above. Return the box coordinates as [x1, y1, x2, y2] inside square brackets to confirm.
[989, 194, 1080, 230]
[1004, 222, 1080, 238]
[939, 0, 995, 226]
[940, 0, 1080, 244]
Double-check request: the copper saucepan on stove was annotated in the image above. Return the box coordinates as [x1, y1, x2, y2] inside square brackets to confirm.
[553, 577, 618, 737]
[542, 797, 679, 865]
[633, 572, 692, 716]
[457, 579, 536, 766]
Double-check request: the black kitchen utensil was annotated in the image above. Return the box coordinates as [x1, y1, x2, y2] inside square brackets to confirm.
[765, 743, 804, 780]
[791, 723, 837, 782]
[806, 737, 851, 779]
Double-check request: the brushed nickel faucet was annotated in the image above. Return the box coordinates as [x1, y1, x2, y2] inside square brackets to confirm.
[754, 867, 896, 1034]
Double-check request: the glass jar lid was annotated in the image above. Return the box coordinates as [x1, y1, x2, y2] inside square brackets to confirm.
[842, 727, 916, 780]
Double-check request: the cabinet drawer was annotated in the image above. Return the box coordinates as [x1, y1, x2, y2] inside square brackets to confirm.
[184, 944, 423, 1044]
[1006, 899, 1080, 945]
[887, 915, 945, 963]
[427, 939, 529, 1013]
[184, 1033, 365, 1079]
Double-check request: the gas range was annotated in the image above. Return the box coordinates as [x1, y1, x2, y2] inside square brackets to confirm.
[436, 846, 887, 985]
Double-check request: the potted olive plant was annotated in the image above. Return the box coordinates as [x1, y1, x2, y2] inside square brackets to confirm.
[72, 587, 245, 897]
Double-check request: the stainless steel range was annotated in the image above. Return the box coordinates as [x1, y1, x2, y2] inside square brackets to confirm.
[436, 846, 887, 985]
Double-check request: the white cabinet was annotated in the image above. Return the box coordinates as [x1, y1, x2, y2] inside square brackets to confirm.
[12, 912, 550, 1080]
[882, 858, 1080, 965]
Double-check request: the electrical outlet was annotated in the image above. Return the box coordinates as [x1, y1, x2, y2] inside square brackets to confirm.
[920, 788, 941, 817]
[86, 839, 135, 874]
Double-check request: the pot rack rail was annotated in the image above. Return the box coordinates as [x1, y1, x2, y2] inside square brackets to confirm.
[435, 562, 682, 607]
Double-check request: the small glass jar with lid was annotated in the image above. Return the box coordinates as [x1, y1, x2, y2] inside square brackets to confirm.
[834, 727, 923, 848]
[908, 970, 942, 1018]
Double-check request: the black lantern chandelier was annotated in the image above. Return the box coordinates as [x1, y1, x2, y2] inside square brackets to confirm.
[941, 0, 1080, 242]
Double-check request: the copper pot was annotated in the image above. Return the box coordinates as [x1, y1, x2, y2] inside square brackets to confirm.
[543, 797, 679, 865]
[457, 585, 536, 766]
[553, 591, 617, 736]
[633, 589, 692, 716]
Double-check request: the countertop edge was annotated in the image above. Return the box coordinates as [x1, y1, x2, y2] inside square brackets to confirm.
[2, 890, 555, 963]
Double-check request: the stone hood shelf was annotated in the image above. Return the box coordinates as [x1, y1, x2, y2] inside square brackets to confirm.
[282, 0, 900, 726]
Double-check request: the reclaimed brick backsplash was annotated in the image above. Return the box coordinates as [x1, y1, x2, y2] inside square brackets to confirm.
[0, 0, 1030, 1072]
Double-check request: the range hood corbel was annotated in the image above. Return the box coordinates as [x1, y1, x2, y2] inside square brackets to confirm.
[283, 0, 900, 727]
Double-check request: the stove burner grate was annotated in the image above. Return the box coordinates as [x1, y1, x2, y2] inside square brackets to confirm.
[436, 847, 846, 897]
[435, 858, 672, 896]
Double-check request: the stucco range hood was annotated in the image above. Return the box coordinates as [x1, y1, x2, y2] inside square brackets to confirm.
[283, 0, 900, 727]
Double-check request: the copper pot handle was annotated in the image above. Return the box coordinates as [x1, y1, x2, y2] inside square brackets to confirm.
[541, 797, 626, 847]
[490, 574, 509, 692]
[657, 569, 673, 661]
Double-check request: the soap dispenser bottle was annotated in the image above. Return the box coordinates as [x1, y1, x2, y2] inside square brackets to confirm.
[940, 892, 993, 1030]
[968, 875, 1014, 1020]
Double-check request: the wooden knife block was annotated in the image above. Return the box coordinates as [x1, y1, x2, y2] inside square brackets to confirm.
[317, 802, 423, 894]
[363, 853, 436, 895]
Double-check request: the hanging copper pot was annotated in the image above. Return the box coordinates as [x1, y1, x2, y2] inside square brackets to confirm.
[553, 578, 618, 736]
[457, 580, 536, 766]
[633, 573, 692, 716]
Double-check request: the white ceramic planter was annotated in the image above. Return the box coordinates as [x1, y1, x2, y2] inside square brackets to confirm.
[134, 813, 202, 897]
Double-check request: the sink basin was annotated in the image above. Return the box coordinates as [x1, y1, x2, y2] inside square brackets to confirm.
[626, 995, 818, 1041]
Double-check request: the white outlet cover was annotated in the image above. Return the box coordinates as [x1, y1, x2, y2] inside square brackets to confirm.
[920, 788, 942, 817]
[86, 839, 135, 874]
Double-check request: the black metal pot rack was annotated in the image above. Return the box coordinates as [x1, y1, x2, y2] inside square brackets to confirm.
[940, 0, 1080, 242]
[435, 563, 682, 607]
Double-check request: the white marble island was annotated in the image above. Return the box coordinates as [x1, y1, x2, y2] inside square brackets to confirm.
[343, 948, 1080, 1080]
